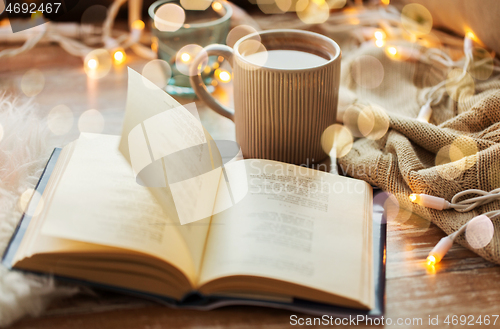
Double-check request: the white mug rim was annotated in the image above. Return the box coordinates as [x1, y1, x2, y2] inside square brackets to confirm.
[233, 29, 341, 72]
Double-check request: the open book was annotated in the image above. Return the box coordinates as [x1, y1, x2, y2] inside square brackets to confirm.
[3, 69, 384, 316]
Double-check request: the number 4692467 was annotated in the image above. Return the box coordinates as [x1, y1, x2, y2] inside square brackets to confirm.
[5, 2, 62, 14]
[444, 315, 499, 326]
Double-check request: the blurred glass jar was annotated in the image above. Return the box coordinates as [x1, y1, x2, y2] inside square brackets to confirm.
[148, 0, 232, 97]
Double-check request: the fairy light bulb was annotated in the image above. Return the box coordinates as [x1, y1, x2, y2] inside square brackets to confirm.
[417, 103, 432, 122]
[212, 1, 222, 11]
[219, 71, 231, 82]
[113, 49, 126, 65]
[374, 30, 386, 40]
[130, 20, 145, 43]
[181, 53, 191, 62]
[426, 255, 436, 266]
[215, 69, 231, 83]
[132, 20, 145, 30]
[374, 30, 386, 47]
[87, 58, 98, 70]
[427, 236, 453, 266]
[409, 193, 450, 210]
[387, 46, 397, 56]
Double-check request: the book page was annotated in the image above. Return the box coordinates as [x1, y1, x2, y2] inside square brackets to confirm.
[199, 159, 373, 307]
[118, 68, 216, 275]
[41, 133, 197, 284]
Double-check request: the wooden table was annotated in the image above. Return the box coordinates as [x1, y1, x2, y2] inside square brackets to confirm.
[2, 16, 500, 329]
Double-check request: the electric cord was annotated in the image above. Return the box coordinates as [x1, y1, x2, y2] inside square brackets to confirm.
[410, 189, 500, 265]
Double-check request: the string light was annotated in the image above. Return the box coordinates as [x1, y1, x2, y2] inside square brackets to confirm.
[87, 58, 98, 70]
[131, 19, 145, 30]
[0, 0, 157, 69]
[411, 189, 500, 266]
[409, 193, 449, 210]
[215, 69, 231, 83]
[417, 102, 432, 122]
[219, 71, 231, 82]
[374, 30, 386, 40]
[112, 48, 126, 65]
[387, 46, 397, 56]
[212, 1, 223, 11]
[426, 236, 453, 266]
[181, 53, 191, 62]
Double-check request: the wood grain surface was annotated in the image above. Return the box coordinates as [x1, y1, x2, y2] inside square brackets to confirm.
[1, 11, 500, 328]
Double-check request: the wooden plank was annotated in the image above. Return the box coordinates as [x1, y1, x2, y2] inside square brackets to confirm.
[3, 30, 500, 328]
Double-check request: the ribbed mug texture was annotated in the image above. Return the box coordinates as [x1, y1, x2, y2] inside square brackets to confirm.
[233, 55, 340, 165]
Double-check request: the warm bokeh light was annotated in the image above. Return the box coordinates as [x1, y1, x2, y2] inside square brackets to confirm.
[374, 30, 386, 40]
[435, 144, 466, 181]
[372, 192, 402, 223]
[212, 1, 223, 11]
[426, 255, 436, 267]
[470, 47, 494, 80]
[466, 215, 494, 249]
[375, 39, 385, 47]
[151, 37, 159, 53]
[387, 46, 397, 56]
[154, 3, 185, 32]
[142, 59, 172, 89]
[296, 0, 330, 25]
[275, 0, 292, 12]
[360, 105, 390, 140]
[20, 69, 45, 97]
[180, 0, 213, 11]
[87, 59, 98, 69]
[401, 3, 433, 36]
[409, 194, 417, 203]
[181, 53, 191, 62]
[464, 29, 483, 45]
[132, 19, 145, 30]
[78, 109, 105, 134]
[238, 39, 269, 70]
[47, 104, 74, 135]
[175, 44, 207, 76]
[226, 25, 260, 48]
[381, 0, 390, 4]
[320, 124, 354, 158]
[216, 69, 231, 83]
[18, 188, 44, 217]
[450, 135, 478, 171]
[351, 55, 384, 89]
[445, 68, 475, 104]
[113, 49, 126, 65]
[84, 49, 112, 79]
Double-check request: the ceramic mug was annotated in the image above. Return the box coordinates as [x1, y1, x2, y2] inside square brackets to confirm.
[190, 29, 341, 165]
